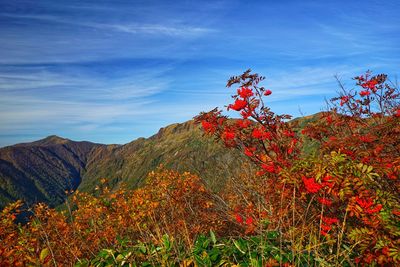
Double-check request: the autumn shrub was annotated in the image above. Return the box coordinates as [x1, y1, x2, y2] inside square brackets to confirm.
[0, 200, 33, 266]
[131, 168, 239, 242]
[195, 70, 400, 265]
[300, 72, 400, 265]
[0, 168, 236, 265]
[303, 71, 400, 190]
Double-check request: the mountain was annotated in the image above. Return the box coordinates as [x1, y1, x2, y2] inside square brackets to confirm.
[0, 136, 105, 209]
[0, 121, 251, 209]
[81, 120, 251, 192]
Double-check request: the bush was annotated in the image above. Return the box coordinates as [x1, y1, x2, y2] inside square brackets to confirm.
[195, 70, 400, 265]
[0, 168, 236, 266]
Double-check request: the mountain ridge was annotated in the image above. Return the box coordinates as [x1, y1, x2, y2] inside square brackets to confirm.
[0, 119, 253, 209]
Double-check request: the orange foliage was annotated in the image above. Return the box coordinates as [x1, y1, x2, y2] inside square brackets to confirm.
[0, 168, 236, 265]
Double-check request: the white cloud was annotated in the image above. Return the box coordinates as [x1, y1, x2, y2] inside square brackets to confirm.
[0, 13, 213, 37]
[0, 65, 172, 136]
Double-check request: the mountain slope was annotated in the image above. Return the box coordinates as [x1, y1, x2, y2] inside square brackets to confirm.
[80, 120, 251, 193]
[0, 121, 252, 209]
[0, 136, 104, 208]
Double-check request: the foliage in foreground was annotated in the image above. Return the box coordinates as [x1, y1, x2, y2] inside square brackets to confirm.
[0, 169, 240, 266]
[81, 231, 309, 267]
[1, 70, 399, 266]
[195, 70, 400, 265]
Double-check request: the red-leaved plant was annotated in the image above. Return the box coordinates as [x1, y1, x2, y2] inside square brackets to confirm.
[196, 70, 400, 265]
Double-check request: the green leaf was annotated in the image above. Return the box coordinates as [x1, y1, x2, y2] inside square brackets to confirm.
[98, 249, 109, 259]
[162, 234, 171, 251]
[40, 248, 50, 262]
[362, 164, 368, 173]
[233, 239, 246, 254]
[367, 165, 373, 173]
[74, 259, 89, 267]
[115, 253, 124, 262]
[138, 242, 147, 254]
[194, 254, 206, 265]
[251, 257, 262, 267]
[267, 231, 279, 239]
[210, 230, 217, 245]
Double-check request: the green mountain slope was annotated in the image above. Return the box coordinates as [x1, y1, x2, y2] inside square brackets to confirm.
[80, 120, 251, 192]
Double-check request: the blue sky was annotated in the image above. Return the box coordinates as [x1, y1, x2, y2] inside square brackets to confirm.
[0, 0, 399, 146]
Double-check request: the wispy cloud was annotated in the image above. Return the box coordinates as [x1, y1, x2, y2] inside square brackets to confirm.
[0, 64, 172, 142]
[106, 23, 212, 36]
[0, 13, 214, 37]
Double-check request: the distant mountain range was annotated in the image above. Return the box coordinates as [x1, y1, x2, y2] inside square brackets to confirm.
[0, 120, 252, 209]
